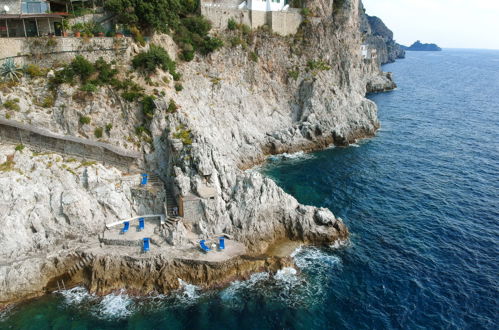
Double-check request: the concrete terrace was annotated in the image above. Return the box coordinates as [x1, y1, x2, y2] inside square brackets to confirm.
[101, 215, 247, 263]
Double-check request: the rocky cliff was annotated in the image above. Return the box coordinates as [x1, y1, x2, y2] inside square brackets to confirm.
[359, 3, 406, 64]
[0, 0, 399, 307]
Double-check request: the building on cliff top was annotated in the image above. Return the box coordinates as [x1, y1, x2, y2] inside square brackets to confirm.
[201, 0, 303, 36]
[0, 0, 69, 37]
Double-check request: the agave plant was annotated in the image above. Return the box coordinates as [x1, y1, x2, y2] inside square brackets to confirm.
[0, 58, 23, 82]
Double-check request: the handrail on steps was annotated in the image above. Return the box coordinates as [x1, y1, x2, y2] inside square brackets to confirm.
[106, 214, 165, 229]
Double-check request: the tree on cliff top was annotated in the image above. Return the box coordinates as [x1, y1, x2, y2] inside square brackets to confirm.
[105, 0, 198, 33]
[104, 0, 222, 59]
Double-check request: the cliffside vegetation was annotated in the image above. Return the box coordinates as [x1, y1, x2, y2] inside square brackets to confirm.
[104, 0, 223, 60]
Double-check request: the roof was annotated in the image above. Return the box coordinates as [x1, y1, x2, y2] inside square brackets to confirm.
[0, 118, 142, 159]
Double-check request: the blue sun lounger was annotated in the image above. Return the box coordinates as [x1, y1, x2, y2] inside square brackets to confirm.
[200, 240, 211, 252]
[219, 237, 225, 250]
[138, 217, 145, 231]
[140, 173, 148, 185]
[143, 238, 150, 252]
[121, 221, 129, 234]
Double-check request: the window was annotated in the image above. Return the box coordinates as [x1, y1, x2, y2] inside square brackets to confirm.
[22, 1, 49, 14]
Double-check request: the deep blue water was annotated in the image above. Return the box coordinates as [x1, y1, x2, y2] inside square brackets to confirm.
[1, 50, 498, 329]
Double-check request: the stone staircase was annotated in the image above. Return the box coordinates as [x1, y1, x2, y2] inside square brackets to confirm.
[147, 174, 162, 186]
[165, 186, 178, 217]
[163, 216, 181, 230]
[67, 252, 95, 277]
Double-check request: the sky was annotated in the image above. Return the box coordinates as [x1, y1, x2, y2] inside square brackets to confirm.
[362, 0, 499, 50]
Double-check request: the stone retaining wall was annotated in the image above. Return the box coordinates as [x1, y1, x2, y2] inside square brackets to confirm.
[0, 118, 140, 170]
[201, 4, 303, 35]
[0, 36, 130, 66]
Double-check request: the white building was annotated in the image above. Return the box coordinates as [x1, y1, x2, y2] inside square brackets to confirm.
[246, 0, 289, 12]
[201, 0, 301, 35]
[361, 45, 368, 59]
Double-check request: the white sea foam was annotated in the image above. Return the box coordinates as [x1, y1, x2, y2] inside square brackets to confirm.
[268, 151, 315, 162]
[93, 290, 134, 320]
[59, 286, 94, 305]
[175, 279, 201, 305]
[273, 267, 300, 289]
[330, 239, 351, 249]
[293, 246, 342, 272]
[220, 272, 270, 309]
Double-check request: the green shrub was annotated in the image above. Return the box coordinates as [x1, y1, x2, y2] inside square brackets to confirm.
[167, 99, 178, 113]
[41, 95, 55, 108]
[80, 83, 97, 93]
[249, 51, 258, 62]
[72, 7, 93, 18]
[288, 70, 300, 80]
[50, 68, 75, 86]
[122, 91, 144, 102]
[230, 37, 243, 48]
[180, 50, 195, 62]
[240, 24, 251, 35]
[173, 125, 192, 145]
[79, 116, 91, 125]
[46, 37, 58, 47]
[105, 0, 198, 33]
[105, 123, 113, 134]
[301, 8, 312, 17]
[93, 57, 117, 85]
[24, 64, 47, 77]
[141, 95, 156, 119]
[105, 0, 223, 58]
[130, 26, 146, 46]
[135, 125, 150, 136]
[228, 18, 237, 31]
[306, 59, 331, 72]
[172, 72, 181, 81]
[174, 83, 183, 92]
[199, 37, 223, 55]
[70, 55, 95, 82]
[3, 99, 20, 111]
[94, 127, 103, 138]
[15, 144, 25, 152]
[182, 16, 212, 36]
[132, 44, 177, 76]
[71, 22, 84, 32]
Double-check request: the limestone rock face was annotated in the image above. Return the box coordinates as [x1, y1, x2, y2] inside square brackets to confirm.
[0, 144, 166, 304]
[155, 0, 383, 252]
[0, 145, 155, 260]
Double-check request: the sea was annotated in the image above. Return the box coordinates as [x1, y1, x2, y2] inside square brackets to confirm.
[1, 49, 498, 329]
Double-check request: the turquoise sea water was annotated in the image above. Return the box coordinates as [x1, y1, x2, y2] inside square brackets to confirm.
[1, 49, 498, 329]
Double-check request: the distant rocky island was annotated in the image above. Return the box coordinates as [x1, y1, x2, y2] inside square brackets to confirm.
[402, 41, 442, 51]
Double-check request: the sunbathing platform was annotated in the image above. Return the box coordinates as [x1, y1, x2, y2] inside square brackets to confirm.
[101, 218, 163, 247]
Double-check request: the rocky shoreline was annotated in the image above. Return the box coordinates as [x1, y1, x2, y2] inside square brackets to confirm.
[0, 0, 400, 309]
